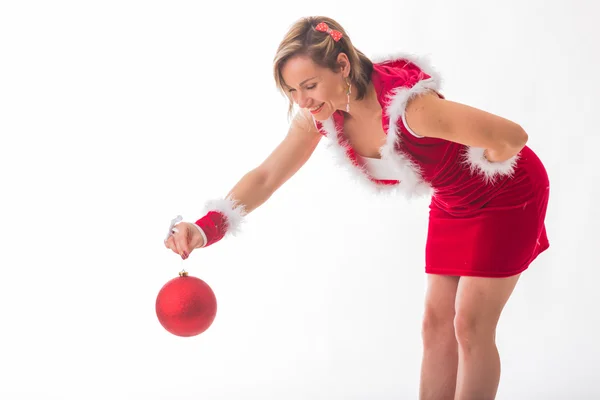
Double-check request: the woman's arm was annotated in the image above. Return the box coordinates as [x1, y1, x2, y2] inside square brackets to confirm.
[404, 92, 528, 162]
[189, 109, 322, 248]
[227, 109, 322, 214]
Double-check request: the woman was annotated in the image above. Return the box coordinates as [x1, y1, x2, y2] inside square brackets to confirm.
[164, 16, 550, 400]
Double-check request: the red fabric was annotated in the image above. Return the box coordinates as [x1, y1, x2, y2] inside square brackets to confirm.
[195, 211, 228, 248]
[424, 145, 550, 277]
[316, 58, 550, 277]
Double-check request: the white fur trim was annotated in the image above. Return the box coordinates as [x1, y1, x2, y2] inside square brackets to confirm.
[320, 118, 381, 190]
[377, 59, 441, 198]
[318, 116, 432, 197]
[203, 197, 246, 235]
[311, 52, 445, 198]
[377, 127, 433, 198]
[464, 147, 520, 184]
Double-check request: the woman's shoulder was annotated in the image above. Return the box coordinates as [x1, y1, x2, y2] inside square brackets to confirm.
[370, 52, 442, 91]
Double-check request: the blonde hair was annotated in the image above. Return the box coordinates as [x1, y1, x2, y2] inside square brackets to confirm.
[273, 16, 374, 119]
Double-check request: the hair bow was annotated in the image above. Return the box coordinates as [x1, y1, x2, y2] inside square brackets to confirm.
[315, 22, 343, 42]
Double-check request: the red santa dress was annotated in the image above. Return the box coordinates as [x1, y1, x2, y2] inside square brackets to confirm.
[312, 53, 550, 278]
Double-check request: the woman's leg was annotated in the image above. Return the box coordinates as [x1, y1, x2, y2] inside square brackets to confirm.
[419, 274, 460, 400]
[453, 274, 521, 400]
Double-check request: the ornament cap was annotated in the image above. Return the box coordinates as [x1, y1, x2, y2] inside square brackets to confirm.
[179, 270, 189, 277]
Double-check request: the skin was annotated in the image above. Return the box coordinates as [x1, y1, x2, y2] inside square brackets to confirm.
[405, 92, 528, 163]
[282, 54, 350, 121]
[165, 52, 529, 399]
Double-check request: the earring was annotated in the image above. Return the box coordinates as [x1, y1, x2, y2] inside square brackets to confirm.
[345, 78, 352, 113]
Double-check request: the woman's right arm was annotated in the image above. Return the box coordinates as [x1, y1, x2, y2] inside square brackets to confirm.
[164, 110, 322, 257]
[226, 110, 322, 215]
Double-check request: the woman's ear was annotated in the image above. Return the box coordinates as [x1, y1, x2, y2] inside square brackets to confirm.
[337, 52, 351, 77]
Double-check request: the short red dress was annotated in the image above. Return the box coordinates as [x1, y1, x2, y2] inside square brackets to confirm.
[313, 53, 550, 278]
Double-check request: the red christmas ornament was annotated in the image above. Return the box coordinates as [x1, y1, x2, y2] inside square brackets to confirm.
[155, 270, 217, 337]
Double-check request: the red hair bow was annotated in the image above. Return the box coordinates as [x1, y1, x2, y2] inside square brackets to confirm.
[315, 22, 343, 42]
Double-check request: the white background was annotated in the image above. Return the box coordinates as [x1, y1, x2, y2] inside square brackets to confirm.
[1, 0, 598, 399]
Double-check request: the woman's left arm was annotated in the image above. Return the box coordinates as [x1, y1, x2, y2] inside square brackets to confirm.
[404, 92, 528, 162]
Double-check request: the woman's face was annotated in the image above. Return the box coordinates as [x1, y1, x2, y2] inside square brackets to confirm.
[281, 54, 349, 121]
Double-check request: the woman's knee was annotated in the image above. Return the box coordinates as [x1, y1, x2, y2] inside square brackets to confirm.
[421, 306, 456, 346]
[453, 311, 496, 351]
[453, 275, 521, 350]
[421, 274, 460, 348]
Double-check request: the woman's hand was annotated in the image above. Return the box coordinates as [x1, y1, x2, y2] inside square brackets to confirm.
[164, 218, 205, 260]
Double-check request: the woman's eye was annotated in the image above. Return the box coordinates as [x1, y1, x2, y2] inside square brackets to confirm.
[306, 84, 316, 90]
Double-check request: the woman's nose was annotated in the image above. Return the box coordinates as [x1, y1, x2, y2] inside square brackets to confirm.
[296, 92, 310, 108]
